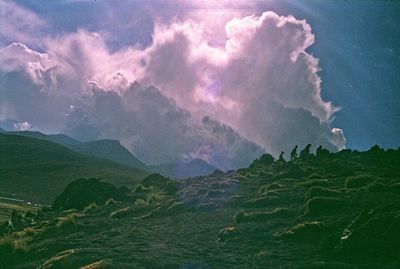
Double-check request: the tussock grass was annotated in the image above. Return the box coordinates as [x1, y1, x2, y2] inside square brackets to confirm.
[366, 181, 389, 192]
[277, 221, 325, 239]
[217, 226, 237, 242]
[57, 213, 83, 229]
[83, 203, 98, 213]
[299, 179, 329, 188]
[0, 234, 28, 267]
[305, 186, 341, 200]
[134, 198, 148, 207]
[80, 260, 110, 269]
[345, 174, 376, 189]
[234, 208, 291, 223]
[109, 207, 133, 219]
[105, 198, 117, 206]
[243, 196, 280, 208]
[305, 197, 349, 216]
[38, 249, 76, 269]
[167, 201, 190, 214]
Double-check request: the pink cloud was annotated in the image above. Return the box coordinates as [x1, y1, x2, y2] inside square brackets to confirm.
[0, 10, 345, 166]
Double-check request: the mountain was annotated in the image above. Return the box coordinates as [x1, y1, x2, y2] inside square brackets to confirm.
[6, 130, 146, 169]
[5, 129, 217, 178]
[1, 146, 400, 268]
[0, 133, 148, 204]
[148, 158, 218, 179]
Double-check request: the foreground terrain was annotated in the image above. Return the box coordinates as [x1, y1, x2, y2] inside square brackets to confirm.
[1, 146, 400, 268]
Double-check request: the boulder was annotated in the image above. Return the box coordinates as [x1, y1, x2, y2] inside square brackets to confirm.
[52, 178, 130, 210]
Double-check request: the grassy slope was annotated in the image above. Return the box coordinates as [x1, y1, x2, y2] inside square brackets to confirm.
[7, 130, 146, 169]
[2, 148, 400, 268]
[0, 133, 148, 204]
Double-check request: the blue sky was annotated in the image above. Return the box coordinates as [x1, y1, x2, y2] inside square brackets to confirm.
[1, 0, 399, 167]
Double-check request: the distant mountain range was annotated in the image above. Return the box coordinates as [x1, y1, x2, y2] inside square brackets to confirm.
[0, 129, 218, 180]
[2, 130, 146, 169]
[0, 132, 148, 204]
[148, 159, 218, 179]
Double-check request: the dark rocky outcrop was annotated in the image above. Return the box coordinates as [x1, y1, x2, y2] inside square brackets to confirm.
[52, 178, 130, 210]
[334, 203, 400, 263]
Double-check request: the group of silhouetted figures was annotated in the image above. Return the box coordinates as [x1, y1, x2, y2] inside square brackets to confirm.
[277, 144, 331, 162]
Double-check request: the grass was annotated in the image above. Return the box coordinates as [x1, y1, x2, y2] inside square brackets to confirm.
[57, 213, 83, 229]
[345, 174, 376, 189]
[0, 234, 28, 268]
[2, 146, 400, 268]
[0, 133, 148, 204]
[234, 208, 291, 223]
[305, 197, 349, 216]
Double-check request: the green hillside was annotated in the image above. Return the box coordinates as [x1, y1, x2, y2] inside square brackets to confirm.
[1, 146, 400, 268]
[7, 130, 146, 169]
[0, 133, 148, 204]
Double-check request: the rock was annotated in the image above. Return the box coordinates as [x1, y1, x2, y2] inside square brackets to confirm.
[249, 154, 274, 168]
[141, 173, 179, 194]
[52, 178, 130, 210]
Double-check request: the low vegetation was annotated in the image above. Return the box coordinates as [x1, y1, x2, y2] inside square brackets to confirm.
[1, 145, 400, 268]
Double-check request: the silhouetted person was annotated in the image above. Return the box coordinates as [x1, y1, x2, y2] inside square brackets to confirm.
[290, 145, 298, 162]
[316, 145, 330, 158]
[316, 145, 323, 155]
[300, 144, 312, 159]
[278, 151, 285, 162]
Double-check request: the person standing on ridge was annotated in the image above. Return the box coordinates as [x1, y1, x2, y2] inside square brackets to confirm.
[290, 145, 298, 162]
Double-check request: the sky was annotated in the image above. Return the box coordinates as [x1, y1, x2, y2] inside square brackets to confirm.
[0, 0, 399, 169]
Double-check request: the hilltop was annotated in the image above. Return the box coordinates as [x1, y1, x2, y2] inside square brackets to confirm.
[4, 130, 217, 179]
[0, 133, 148, 204]
[5, 130, 146, 169]
[1, 145, 400, 268]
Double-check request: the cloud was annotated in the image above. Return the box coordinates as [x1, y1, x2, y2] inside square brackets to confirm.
[0, 8, 345, 168]
[138, 11, 345, 154]
[14, 121, 31, 131]
[63, 82, 263, 170]
[0, 1, 47, 46]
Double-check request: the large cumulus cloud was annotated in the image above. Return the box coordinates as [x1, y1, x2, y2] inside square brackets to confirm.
[0, 5, 345, 168]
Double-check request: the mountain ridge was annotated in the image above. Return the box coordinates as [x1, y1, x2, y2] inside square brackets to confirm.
[0, 133, 148, 203]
